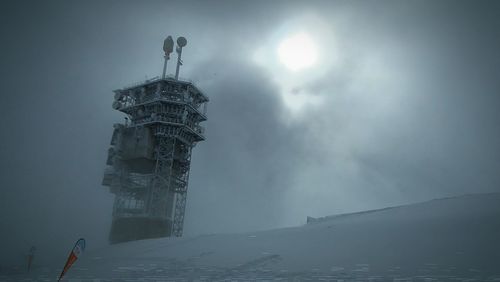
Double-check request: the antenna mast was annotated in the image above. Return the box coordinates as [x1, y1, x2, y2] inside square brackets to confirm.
[175, 37, 187, 80]
[162, 36, 174, 79]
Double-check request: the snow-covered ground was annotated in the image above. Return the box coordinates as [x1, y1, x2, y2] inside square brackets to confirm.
[3, 193, 500, 281]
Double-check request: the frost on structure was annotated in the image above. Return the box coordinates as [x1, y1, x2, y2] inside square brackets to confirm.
[102, 44, 208, 243]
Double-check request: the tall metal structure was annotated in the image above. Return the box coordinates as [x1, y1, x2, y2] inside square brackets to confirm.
[102, 36, 208, 243]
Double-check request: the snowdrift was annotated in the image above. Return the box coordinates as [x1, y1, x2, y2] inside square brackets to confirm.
[4, 193, 500, 281]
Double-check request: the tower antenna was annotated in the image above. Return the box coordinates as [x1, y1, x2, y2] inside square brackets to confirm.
[103, 36, 209, 243]
[162, 36, 174, 79]
[175, 36, 187, 80]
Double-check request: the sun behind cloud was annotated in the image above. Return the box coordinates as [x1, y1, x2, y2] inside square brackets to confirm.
[277, 32, 318, 71]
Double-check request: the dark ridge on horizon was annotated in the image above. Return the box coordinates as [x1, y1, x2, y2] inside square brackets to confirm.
[307, 192, 500, 224]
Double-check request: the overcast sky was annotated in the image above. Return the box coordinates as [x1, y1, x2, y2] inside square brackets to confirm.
[1, 0, 500, 265]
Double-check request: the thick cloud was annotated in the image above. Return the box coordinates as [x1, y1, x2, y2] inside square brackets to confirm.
[185, 57, 301, 234]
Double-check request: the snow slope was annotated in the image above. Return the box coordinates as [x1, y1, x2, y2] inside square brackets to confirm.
[3, 193, 500, 281]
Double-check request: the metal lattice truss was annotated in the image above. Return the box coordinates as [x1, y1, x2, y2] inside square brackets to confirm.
[103, 77, 208, 238]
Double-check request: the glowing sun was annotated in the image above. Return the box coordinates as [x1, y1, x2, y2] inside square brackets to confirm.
[277, 33, 318, 71]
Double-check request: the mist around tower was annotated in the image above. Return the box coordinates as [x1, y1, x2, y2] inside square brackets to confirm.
[1, 1, 500, 280]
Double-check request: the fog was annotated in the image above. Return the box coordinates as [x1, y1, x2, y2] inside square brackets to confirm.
[1, 0, 500, 265]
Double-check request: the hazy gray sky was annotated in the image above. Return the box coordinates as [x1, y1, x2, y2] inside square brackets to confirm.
[1, 0, 500, 265]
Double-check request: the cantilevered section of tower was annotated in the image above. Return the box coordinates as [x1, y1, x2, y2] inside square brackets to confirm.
[102, 36, 208, 243]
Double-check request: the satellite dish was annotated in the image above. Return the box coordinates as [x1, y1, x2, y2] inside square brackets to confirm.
[177, 36, 187, 47]
[163, 36, 174, 54]
[114, 92, 124, 101]
[112, 101, 121, 110]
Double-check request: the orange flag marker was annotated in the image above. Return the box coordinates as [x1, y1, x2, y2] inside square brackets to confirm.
[58, 238, 85, 281]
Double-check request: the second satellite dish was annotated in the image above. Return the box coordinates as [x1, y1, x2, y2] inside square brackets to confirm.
[177, 37, 187, 47]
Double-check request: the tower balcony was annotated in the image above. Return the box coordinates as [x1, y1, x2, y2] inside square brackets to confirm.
[113, 77, 209, 119]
